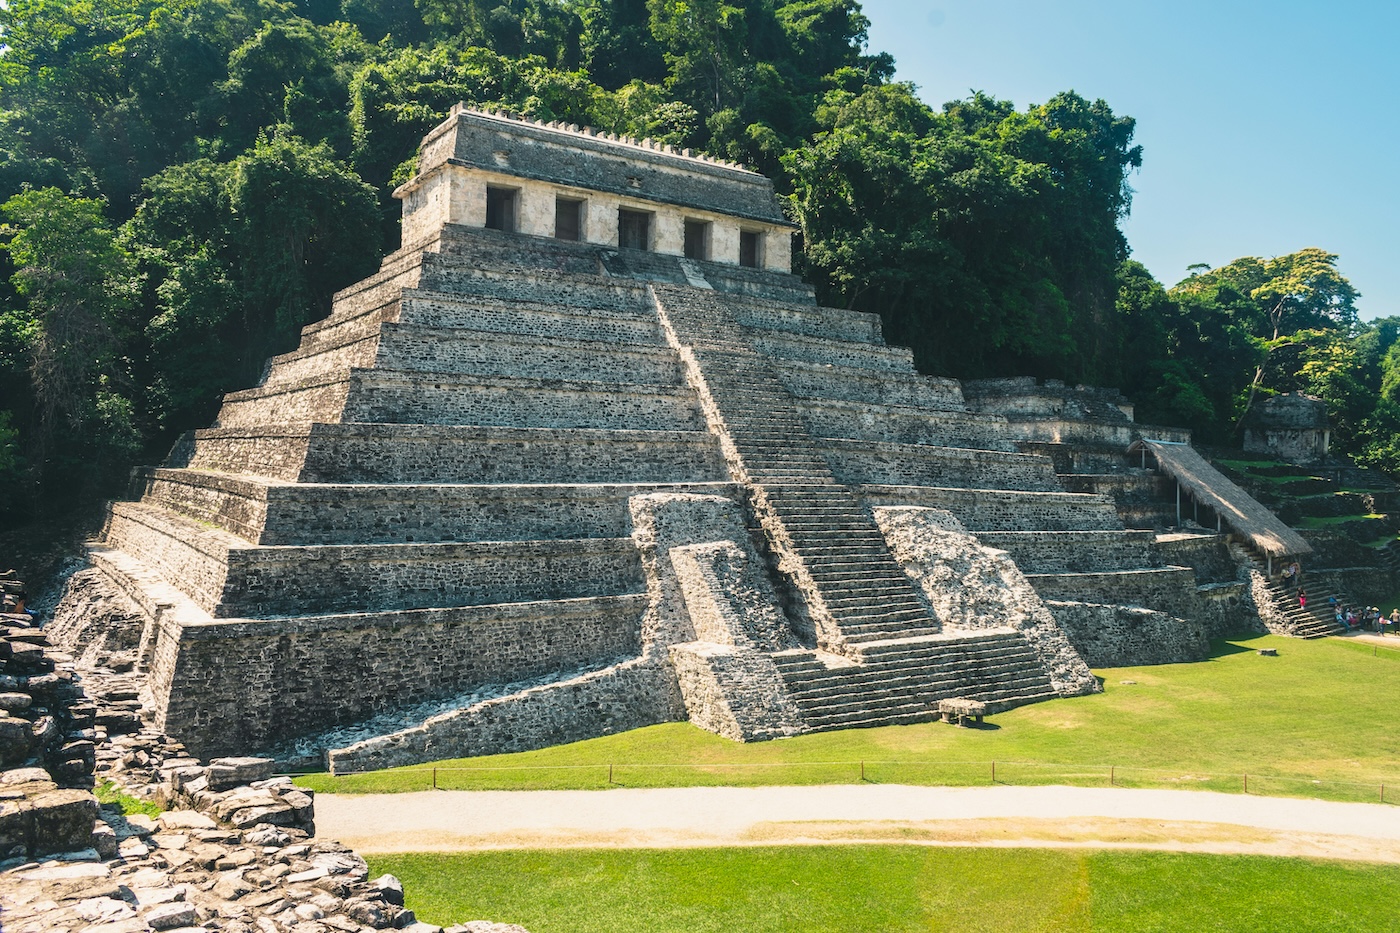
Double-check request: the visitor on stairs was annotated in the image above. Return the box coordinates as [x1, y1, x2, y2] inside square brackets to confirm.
[1281, 564, 1295, 588]
[1298, 590, 1307, 611]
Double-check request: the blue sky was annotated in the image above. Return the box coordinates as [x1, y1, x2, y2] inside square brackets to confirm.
[859, 0, 1400, 319]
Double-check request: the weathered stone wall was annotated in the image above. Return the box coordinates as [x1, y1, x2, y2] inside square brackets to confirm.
[143, 469, 737, 546]
[327, 655, 683, 772]
[338, 372, 705, 431]
[289, 425, 727, 485]
[1154, 533, 1240, 584]
[628, 493, 789, 648]
[1243, 392, 1330, 463]
[825, 441, 1061, 491]
[871, 507, 1098, 698]
[860, 485, 1123, 532]
[972, 530, 1160, 574]
[105, 501, 645, 618]
[668, 643, 804, 741]
[800, 399, 1015, 451]
[1046, 600, 1210, 667]
[1023, 568, 1201, 618]
[52, 555, 648, 758]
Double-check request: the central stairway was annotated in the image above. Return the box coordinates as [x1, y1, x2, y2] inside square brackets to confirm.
[651, 283, 1060, 723]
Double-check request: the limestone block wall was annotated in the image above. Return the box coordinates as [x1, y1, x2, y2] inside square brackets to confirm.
[972, 530, 1161, 574]
[145, 472, 738, 546]
[326, 654, 684, 773]
[339, 372, 704, 431]
[1197, 581, 1255, 638]
[103, 503, 233, 616]
[216, 377, 351, 428]
[374, 327, 681, 383]
[800, 401, 1017, 452]
[290, 425, 728, 485]
[1045, 601, 1210, 667]
[825, 441, 1061, 491]
[859, 485, 1125, 532]
[135, 468, 271, 543]
[751, 332, 913, 371]
[670, 542, 792, 651]
[872, 507, 1098, 697]
[395, 290, 665, 346]
[1154, 533, 1240, 585]
[219, 538, 644, 618]
[775, 363, 967, 409]
[1023, 568, 1200, 618]
[164, 596, 648, 757]
[962, 377, 1136, 422]
[628, 492, 794, 649]
[669, 643, 805, 741]
[730, 300, 883, 344]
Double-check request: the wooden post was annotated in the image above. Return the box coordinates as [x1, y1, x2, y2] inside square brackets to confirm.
[860, 761, 865, 782]
[432, 767, 437, 790]
[1110, 765, 1115, 786]
[609, 764, 614, 784]
[991, 761, 996, 784]
[1194, 496, 1199, 523]
[1244, 773, 1248, 793]
[1176, 482, 1181, 527]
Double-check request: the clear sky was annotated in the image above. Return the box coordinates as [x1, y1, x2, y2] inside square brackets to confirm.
[858, 0, 1400, 319]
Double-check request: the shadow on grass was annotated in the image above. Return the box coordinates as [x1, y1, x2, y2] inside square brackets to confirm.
[1208, 637, 1261, 659]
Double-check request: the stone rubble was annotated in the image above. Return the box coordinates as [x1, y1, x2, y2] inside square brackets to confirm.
[0, 618, 530, 933]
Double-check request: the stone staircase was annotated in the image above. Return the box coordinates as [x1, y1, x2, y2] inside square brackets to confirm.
[772, 631, 1057, 731]
[651, 284, 942, 649]
[1235, 546, 1346, 638]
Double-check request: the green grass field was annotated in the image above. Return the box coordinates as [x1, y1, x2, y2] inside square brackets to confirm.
[368, 847, 1400, 932]
[297, 635, 1400, 803]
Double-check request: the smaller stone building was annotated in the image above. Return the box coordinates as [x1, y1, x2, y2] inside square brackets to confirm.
[1243, 393, 1330, 464]
[396, 104, 797, 271]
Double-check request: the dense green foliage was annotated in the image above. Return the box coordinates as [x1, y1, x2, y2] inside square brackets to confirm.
[0, 0, 1392, 521]
[370, 847, 1400, 932]
[298, 635, 1400, 802]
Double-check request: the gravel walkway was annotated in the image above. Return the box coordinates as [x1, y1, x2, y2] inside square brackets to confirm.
[318, 785, 1400, 862]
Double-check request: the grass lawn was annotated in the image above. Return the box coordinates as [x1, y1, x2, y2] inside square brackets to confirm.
[297, 635, 1400, 803]
[1296, 513, 1386, 528]
[368, 846, 1400, 932]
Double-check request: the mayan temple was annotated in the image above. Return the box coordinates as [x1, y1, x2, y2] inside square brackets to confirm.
[61, 106, 1311, 770]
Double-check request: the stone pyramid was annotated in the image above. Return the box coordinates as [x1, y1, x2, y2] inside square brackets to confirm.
[66, 107, 1253, 768]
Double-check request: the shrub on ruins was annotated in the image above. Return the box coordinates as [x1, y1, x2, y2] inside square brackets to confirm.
[786, 84, 1141, 382]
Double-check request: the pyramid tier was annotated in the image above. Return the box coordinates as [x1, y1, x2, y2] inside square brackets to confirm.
[820, 438, 1062, 491]
[972, 530, 1162, 573]
[798, 398, 1016, 451]
[773, 358, 973, 410]
[263, 323, 682, 390]
[747, 329, 917, 372]
[857, 485, 1125, 532]
[726, 295, 886, 345]
[104, 501, 645, 618]
[137, 467, 738, 546]
[216, 370, 705, 431]
[179, 424, 728, 484]
[93, 540, 646, 757]
[1023, 568, 1200, 617]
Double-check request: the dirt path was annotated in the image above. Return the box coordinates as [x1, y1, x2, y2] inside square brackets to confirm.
[318, 785, 1400, 863]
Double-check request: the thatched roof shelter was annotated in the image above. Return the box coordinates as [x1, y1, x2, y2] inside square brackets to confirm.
[1129, 439, 1312, 559]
